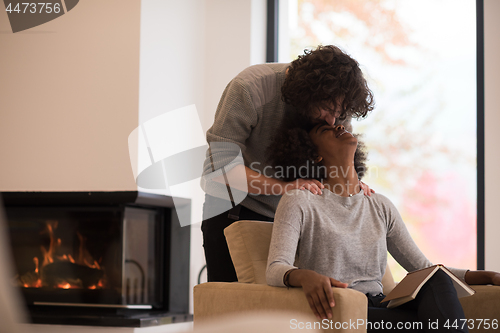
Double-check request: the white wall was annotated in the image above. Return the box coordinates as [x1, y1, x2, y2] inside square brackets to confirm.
[138, 0, 267, 314]
[139, 1, 206, 125]
[138, 0, 206, 316]
[0, 0, 140, 191]
[203, 0, 266, 131]
[484, 0, 500, 272]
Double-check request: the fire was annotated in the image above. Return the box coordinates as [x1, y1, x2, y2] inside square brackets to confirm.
[33, 257, 39, 274]
[16, 220, 106, 290]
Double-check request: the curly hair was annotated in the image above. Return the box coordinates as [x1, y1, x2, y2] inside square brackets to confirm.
[281, 45, 374, 120]
[267, 114, 368, 182]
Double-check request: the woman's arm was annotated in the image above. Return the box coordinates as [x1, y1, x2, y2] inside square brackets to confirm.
[266, 192, 347, 320]
[384, 196, 435, 273]
[286, 269, 347, 320]
[266, 194, 302, 286]
[383, 195, 498, 282]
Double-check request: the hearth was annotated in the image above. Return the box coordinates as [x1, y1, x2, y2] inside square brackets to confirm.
[2, 191, 191, 327]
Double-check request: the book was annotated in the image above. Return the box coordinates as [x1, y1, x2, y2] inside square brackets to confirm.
[381, 264, 475, 309]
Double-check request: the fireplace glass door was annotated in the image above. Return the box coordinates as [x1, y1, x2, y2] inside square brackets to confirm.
[7, 205, 163, 309]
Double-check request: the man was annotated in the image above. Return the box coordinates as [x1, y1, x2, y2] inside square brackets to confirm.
[201, 45, 374, 282]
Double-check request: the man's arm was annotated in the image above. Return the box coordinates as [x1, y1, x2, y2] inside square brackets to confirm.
[211, 164, 325, 196]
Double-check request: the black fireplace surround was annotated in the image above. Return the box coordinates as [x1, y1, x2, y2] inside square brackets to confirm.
[2, 191, 191, 327]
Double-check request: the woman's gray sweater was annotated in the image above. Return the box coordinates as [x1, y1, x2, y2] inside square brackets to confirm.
[266, 189, 468, 295]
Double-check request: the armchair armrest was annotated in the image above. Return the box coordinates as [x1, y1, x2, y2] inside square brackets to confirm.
[194, 282, 368, 333]
[460, 285, 500, 333]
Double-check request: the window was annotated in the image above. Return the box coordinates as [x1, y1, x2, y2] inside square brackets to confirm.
[277, 0, 478, 279]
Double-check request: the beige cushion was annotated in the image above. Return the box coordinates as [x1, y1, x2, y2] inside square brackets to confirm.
[224, 220, 273, 284]
[459, 284, 500, 332]
[225, 220, 396, 289]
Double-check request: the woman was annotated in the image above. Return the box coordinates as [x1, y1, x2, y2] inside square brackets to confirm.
[266, 121, 500, 332]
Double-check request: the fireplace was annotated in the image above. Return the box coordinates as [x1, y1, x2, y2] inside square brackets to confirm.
[2, 191, 191, 327]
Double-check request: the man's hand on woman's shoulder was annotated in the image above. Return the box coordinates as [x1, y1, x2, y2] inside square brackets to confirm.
[285, 179, 325, 195]
[359, 180, 375, 196]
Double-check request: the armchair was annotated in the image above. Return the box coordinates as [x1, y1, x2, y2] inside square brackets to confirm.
[194, 221, 500, 332]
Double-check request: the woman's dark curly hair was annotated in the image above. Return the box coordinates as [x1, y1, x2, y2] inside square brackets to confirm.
[282, 45, 374, 120]
[267, 114, 368, 182]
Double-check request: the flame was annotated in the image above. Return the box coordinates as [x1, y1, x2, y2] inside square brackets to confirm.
[55, 281, 82, 289]
[33, 257, 39, 274]
[17, 220, 106, 290]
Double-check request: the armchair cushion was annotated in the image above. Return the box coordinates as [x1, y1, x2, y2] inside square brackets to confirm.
[459, 285, 500, 333]
[224, 220, 273, 284]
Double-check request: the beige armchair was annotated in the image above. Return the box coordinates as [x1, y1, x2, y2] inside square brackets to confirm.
[194, 221, 500, 332]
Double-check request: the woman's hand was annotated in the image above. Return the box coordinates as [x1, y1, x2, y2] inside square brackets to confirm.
[359, 180, 375, 196]
[465, 270, 500, 285]
[288, 269, 348, 320]
[492, 272, 500, 285]
[286, 179, 325, 195]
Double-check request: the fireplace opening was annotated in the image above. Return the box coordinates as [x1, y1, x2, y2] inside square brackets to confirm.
[3, 191, 191, 327]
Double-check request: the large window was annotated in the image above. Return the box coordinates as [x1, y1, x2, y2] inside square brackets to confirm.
[278, 0, 477, 280]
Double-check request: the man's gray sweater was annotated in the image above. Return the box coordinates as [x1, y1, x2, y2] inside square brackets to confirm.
[266, 189, 468, 295]
[202, 63, 289, 218]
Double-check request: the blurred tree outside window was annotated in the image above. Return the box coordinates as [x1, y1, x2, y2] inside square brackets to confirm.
[278, 0, 477, 281]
